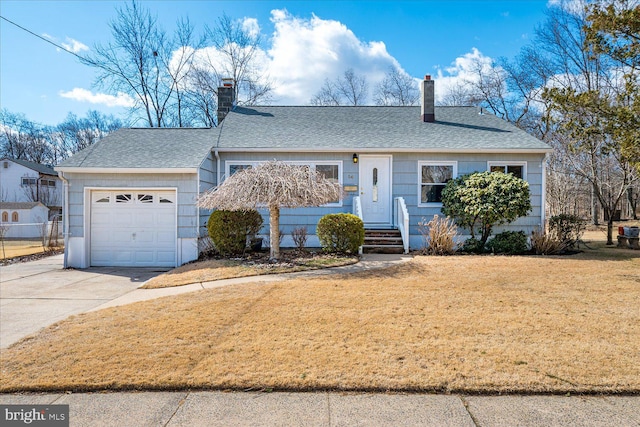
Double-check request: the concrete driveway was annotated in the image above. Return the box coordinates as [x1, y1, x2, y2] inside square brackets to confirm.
[0, 254, 166, 348]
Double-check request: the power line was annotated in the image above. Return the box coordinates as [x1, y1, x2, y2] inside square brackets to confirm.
[0, 15, 90, 63]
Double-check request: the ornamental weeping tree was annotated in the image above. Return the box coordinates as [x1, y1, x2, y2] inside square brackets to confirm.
[198, 161, 343, 260]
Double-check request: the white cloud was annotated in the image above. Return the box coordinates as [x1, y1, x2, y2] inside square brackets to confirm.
[59, 88, 135, 107]
[265, 9, 402, 104]
[433, 48, 498, 102]
[182, 9, 405, 105]
[242, 17, 260, 40]
[61, 37, 89, 54]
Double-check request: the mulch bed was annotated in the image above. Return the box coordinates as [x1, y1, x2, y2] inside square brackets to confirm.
[0, 249, 64, 266]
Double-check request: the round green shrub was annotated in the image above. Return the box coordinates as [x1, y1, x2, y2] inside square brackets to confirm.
[207, 209, 263, 255]
[461, 237, 485, 254]
[317, 213, 364, 254]
[486, 230, 528, 255]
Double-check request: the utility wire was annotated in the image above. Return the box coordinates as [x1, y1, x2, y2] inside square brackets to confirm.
[0, 15, 92, 63]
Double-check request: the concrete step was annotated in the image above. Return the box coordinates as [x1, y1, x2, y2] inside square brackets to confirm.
[362, 244, 405, 254]
[363, 228, 404, 254]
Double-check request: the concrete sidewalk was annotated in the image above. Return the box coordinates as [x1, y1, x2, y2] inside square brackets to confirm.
[1, 391, 638, 426]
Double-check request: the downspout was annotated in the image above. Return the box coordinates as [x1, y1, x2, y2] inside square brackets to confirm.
[541, 153, 548, 229]
[58, 171, 69, 268]
[215, 149, 221, 187]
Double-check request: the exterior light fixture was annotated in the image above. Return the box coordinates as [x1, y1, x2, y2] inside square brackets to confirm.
[353, 153, 358, 164]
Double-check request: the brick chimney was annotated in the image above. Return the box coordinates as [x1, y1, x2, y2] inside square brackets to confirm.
[217, 78, 235, 125]
[420, 75, 435, 122]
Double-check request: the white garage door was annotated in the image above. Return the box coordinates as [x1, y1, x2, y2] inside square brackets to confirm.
[90, 190, 177, 267]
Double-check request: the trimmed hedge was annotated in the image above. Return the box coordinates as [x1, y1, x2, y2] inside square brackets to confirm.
[317, 213, 364, 254]
[207, 209, 263, 255]
[486, 230, 528, 255]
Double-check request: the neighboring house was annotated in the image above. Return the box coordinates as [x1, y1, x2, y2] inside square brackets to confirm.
[0, 157, 62, 217]
[0, 202, 49, 238]
[56, 77, 552, 268]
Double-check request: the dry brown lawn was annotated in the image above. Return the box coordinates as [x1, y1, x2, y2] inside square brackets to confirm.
[0, 239, 49, 259]
[142, 254, 359, 289]
[1, 242, 639, 394]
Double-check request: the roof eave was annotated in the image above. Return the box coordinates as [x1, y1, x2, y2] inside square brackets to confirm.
[214, 147, 554, 154]
[55, 167, 199, 174]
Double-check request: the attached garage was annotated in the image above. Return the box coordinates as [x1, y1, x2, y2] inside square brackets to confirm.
[90, 190, 177, 267]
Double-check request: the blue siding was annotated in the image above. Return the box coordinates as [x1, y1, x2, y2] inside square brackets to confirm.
[211, 151, 546, 250]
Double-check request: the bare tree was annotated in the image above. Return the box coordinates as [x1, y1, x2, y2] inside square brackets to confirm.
[0, 110, 56, 164]
[373, 67, 419, 106]
[182, 13, 272, 125]
[310, 68, 368, 106]
[55, 111, 123, 160]
[198, 161, 343, 260]
[82, 1, 200, 127]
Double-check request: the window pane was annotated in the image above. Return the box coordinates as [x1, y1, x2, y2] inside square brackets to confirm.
[229, 164, 252, 175]
[490, 165, 506, 173]
[421, 184, 445, 203]
[422, 165, 452, 184]
[138, 194, 153, 203]
[115, 194, 132, 203]
[315, 164, 339, 204]
[316, 164, 339, 181]
[507, 165, 523, 179]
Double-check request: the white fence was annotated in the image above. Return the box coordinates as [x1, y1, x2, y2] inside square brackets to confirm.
[0, 221, 63, 240]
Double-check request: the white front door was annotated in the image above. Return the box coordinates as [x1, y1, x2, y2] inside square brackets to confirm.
[359, 155, 392, 225]
[90, 190, 177, 267]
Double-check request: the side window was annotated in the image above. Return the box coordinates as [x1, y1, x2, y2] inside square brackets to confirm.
[11, 212, 19, 222]
[488, 162, 526, 180]
[419, 162, 456, 204]
[1, 212, 8, 222]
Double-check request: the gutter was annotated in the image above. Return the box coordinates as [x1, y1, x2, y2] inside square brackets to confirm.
[58, 171, 69, 268]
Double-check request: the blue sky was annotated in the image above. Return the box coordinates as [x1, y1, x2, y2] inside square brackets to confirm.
[0, 1, 553, 126]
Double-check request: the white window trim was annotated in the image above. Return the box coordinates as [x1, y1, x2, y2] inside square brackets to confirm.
[487, 161, 528, 180]
[225, 160, 344, 207]
[21, 177, 37, 186]
[418, 161, 458, 207]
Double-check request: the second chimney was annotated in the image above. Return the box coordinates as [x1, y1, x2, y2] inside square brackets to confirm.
[421, 75, 435, 122]
[217, 78, 235, 125]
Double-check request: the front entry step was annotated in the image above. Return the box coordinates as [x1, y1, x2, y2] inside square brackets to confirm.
[363, 229, 404, 254]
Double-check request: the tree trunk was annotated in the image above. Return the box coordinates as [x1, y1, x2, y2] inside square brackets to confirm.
[606, 216, 614, 246]
[591, 184, 598, 225]
[269, 205, 280, 260]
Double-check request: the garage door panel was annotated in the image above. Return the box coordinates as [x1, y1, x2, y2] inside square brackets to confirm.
[135, 231, 154, 244]
[113, 251, 134, 263]
[112, 230, 133, 245]
[134, 212, 154, 226]
[90, 250, 113, 265]
[91, 190, 176, 267]
[134, 251, 154, 263]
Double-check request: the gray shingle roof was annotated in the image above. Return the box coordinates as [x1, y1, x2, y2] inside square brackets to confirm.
[57, 106, 551, 170]
[216, 106, 551, 152]
[0, 202, 46, 210]
[2, 158, 57, 175]
[56, 128, 218, 169]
